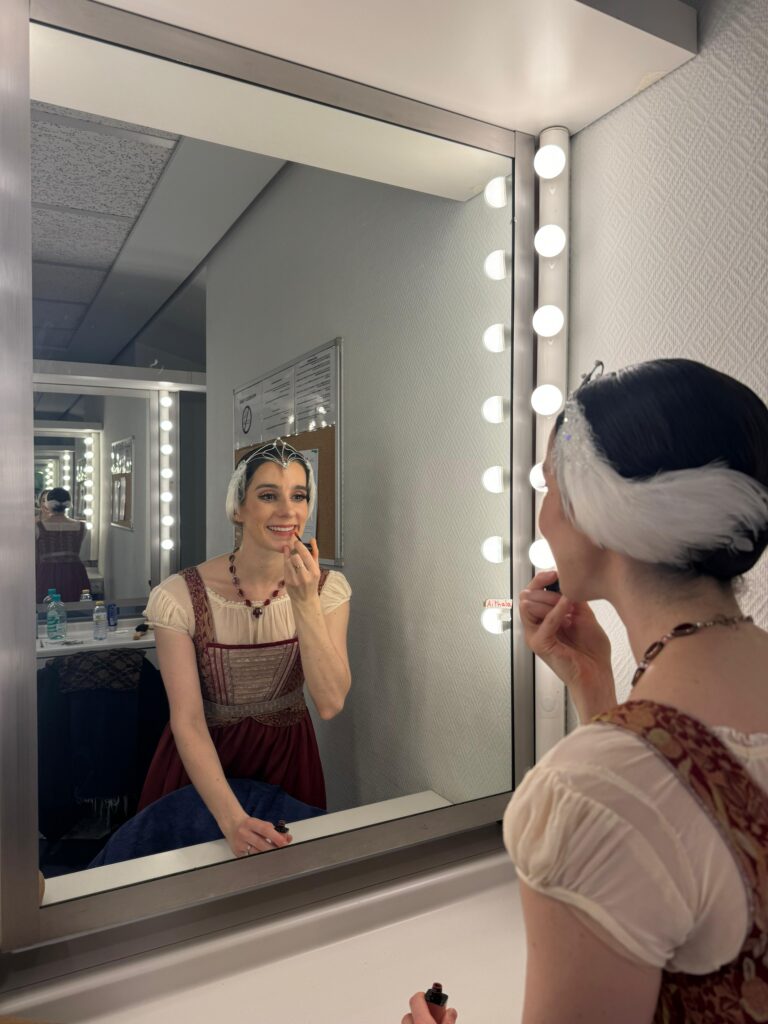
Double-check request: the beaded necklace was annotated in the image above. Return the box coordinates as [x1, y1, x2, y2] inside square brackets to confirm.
[631, 613, 753, 687]
[228, 551, 284, 619]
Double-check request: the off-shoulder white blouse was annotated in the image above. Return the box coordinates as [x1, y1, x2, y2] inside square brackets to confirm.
[145, 569, 351, 644]
[503, 718, 768, 974]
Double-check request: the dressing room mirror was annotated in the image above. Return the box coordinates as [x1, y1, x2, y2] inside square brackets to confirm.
[24, 14, 525, 930]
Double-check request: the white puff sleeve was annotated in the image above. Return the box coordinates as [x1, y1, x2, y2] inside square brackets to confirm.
[319, 571, 352, 614]
[144, 575, 194, 635]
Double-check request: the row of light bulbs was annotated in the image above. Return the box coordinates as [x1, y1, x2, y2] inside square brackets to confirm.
[159, 393, 176, 552]
[83, 434, 94, 529]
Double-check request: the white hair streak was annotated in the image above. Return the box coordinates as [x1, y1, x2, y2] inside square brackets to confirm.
[555, 399, 768, 567]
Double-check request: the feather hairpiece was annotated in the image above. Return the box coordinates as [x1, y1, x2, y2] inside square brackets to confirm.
[225, 438, 316, 525]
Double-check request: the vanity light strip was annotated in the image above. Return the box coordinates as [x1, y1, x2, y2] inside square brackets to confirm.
[158, 390, 176, 575]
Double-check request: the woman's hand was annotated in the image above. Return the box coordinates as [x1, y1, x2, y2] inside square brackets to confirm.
[401, 992, 458, 1024]
[283, 536, 321, 605]
[519, 571, 616, 721]
[222, 813, 293, 857]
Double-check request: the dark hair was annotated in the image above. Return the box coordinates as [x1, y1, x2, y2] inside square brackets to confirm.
[46, 487, 71, 511]
[238, 455, 310, 494]
[558, 359, 768, 581]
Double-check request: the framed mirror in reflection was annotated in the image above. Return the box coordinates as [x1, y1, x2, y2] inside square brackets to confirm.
[29, 22, 515, 915]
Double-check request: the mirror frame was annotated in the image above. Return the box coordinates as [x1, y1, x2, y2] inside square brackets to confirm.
[0, 0, 536, 974]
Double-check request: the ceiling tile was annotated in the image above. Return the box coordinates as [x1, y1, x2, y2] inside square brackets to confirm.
[32, 100, 178, 141]
[33, 298, 88, 331]
[33, 262, 105, 303]
[32, 207, 130, 269]
[34, 326, 75, 351]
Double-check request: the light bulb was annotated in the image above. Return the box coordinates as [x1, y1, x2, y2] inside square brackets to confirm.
[534, 224, 567, 258]
[84, 508, 93, 518]
[84, 466, 93, 476]
[159, 396, 173, 408]
[84, 494, 93, 503]
[317, 405, 326, 414]
[84, 436, 93, 446]
[85, 522, 93, 531]
[532, 304, 565, 338]
[84, 480, 93, 490]
[529, 463, 548, 492]
[483, 250, 509, 281]
[482, 323, 507, 353]
[481, 396, 507, 424]
[320, 420, 327, 428]
[160, 420, 173, 432]
[483, 176, 508, 208]
[84, 451, 93, 461]
[160, 467, 173, 479]
[309, 420, 317, 431]
[161, 514, 175, 527]
[482, 466, 505, 493]
[534, 144, 567, 180]
[161, 538, 174, 550]
[481, 608, 509, 635]
[47, 462, 53, 469]
[160, 491, 173, 503]
[529, 538, 556, 569]
[531, 385, 564, 416]
[481, 535, 506, 563]
[160, 443, 174, 456]
[62, 454, 70, 463]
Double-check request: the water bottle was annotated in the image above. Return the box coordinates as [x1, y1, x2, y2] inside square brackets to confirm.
[46, 594, 66, 641]
[93, 602, 108, 641]
[79, 589, 92, 602]
[42, 588, 57, 604]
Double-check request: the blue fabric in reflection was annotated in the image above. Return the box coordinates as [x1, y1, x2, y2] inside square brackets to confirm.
[88, 778, 325, 867]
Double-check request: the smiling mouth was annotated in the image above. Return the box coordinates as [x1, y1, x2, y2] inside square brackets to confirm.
[267, 526, 297, 535]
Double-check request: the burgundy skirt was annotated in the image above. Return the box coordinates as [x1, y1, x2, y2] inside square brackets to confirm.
[138, 710, 326, 812]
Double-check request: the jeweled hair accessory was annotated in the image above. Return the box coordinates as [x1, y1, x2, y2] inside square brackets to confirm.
[225, 438, 316, 524]
[554, 397, 768, 567]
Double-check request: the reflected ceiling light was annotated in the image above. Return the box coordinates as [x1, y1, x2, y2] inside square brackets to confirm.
[159, 396, 173, 409]
[161, 538, 174, 550]
[160, 444, 174, 456]
[529, 463, 548, 492]
[483, 176, 508, 209]
[531, 385, 564, 416]
[532, 304, 565, 338]
[160, 420, 173, 432]
[160, 467, 173, 479]
[481, 396, 507, 424]
[160, 491, 173, 503]
[482, 323, 508, 354]
[481, 608, 509, 635]
[481, 535, 506, 563]
[534, 144, 567, 180]
[482, 466, 505, 493]
[161, 514, 175, 527]
[529, 538, 556, 569]
[484, 249, 510, 281]
[534, 224, 567, 258]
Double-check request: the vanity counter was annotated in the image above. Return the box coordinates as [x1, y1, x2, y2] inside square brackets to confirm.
[36, 620, 155, 660]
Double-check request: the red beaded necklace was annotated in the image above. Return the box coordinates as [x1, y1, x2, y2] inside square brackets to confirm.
[228, 551, 285, 619]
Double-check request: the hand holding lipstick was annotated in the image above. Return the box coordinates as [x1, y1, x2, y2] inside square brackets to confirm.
[283, 534, 321, 604]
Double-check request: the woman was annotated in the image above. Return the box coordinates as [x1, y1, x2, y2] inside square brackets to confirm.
[140, 438, 351, 858]
[402, 358, 768, 1024]
[35, 487, 90, 602]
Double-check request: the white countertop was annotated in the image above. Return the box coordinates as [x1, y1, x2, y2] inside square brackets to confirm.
[36, 621, 155, 659]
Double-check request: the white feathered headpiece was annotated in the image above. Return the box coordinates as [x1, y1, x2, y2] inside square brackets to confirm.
[226, 438, 316, 525]
[554, 397, 768, 567]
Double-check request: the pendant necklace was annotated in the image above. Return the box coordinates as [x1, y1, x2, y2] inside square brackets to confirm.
[228, 551, 284, 619]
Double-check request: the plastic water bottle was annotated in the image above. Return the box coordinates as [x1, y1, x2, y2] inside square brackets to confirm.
[42, 588, 57, 604]
[46, 594, 66, 640]
[93, 602, 108, 641]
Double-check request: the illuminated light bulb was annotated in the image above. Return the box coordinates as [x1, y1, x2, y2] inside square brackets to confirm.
[84, 494, 93, 503]
[482, 323, 507, 354]
[531, 384, 564, 416]
[482, 466, 505, 494]
[84, 466, 93, 476]
[160, 467, 173, 479]
[529, 463, 548, 492]
[484, 249, 509, 281]
[84, 451, 93, 461]
[160, 443, 174, 456]
[481, 396, 507, 424]
[309, 420, 317, 431]
[62, 454, 71, 463]
[160, 420, 173, 432]
[481, 535, 506, 564]
[534, 224, 567, 258]
[159, 396, 173, 408]
[47, 462, 53, 469]
[85, 522, 93, 531]
[160, 491, 173, 503]
[84, 436, 93, 446]
[317, 405, 326, 415]
[84, 508, 93, 518]
[288, 414, 295, 425]
[161, 514, 175, 527]
[481, 608, 509, 635]
[84, 480, 93, 490]
[529, 538, 556, 569]
[161, 538, 174, 550]
[534, 144, 567, 180]
[483, 176, 508, 208]
[532, 304, 565, 338]
[320, 420, 327, 428]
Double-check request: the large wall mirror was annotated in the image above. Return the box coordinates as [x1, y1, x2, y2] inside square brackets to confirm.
[3, 3, 534, 955]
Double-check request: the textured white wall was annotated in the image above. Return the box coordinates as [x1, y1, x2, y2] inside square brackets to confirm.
[570, 0, 768, 712]
[206, 163, 513, 810]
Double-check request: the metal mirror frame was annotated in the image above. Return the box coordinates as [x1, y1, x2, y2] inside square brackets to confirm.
[0, 0, 535, 974]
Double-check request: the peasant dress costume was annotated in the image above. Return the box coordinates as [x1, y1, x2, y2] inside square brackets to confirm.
[504, 700, 768, 1023]
[138, 567, 351, 812]
[35, 519, 90, 602]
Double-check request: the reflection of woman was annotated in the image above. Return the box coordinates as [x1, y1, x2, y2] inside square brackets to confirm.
[400, 360, 768, 1024]
[35, 487, 91, 602]
[139, 439, 352, 857]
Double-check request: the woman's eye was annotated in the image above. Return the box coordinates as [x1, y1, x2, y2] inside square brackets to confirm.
[292, 493, 308, 502]
[258, 493, 276, 501]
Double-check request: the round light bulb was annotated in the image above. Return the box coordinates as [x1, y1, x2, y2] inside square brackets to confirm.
[481, 535, 506, 564]
[84, 466, 93, 476]
[160, 491, 173, 503]
[534, 224, 567, 258]
[529, 463, 548, 492]
[482, 466, 505, 494]
[159, 396, 173, 409]
[161, 514, 175, 527]
[83, 508, 93, 518]
[483, 176, 508, 208]
[160, 420, 173, 432]
[84, 494, 93, 503]
[532, 304, 565, 338]
[529, 538, 556, 569]
[534, 144, 567, 180]
[482, 323, 507, 354]
[84, 480, 93, 490]
[160, 443, 174, 456]
[161, 538, 174, 550]
[317, 405, 326, 415]
[62, 454, 70, 463]
[483, 250, 509, 281]
[481, 396, 506, 424]
[84, 436, 93, 447]
[531, 385, 564, 416]
[85, 522, 93, 531]
[84, 451, 93, 461]
[481, 608, 507, 635]
[160, 467, 174, 479]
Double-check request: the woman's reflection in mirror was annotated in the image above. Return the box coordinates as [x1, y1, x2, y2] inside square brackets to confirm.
[139, 439, 352, 857]
[35, 487, 91, 602]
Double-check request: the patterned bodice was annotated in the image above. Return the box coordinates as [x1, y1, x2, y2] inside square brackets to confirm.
[593, 700, 768, 1024]
[36, 519, 85, 562]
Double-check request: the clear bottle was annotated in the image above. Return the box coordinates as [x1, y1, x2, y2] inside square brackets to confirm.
[92, 602, 108, 641]
[42, 588, 57, 605]
[46, 594, 67, 641]
[79, 589, 92, 602]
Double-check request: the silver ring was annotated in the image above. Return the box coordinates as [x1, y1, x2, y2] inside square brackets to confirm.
[246, 843, 253, 855]
[292, 558, 304, 570]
